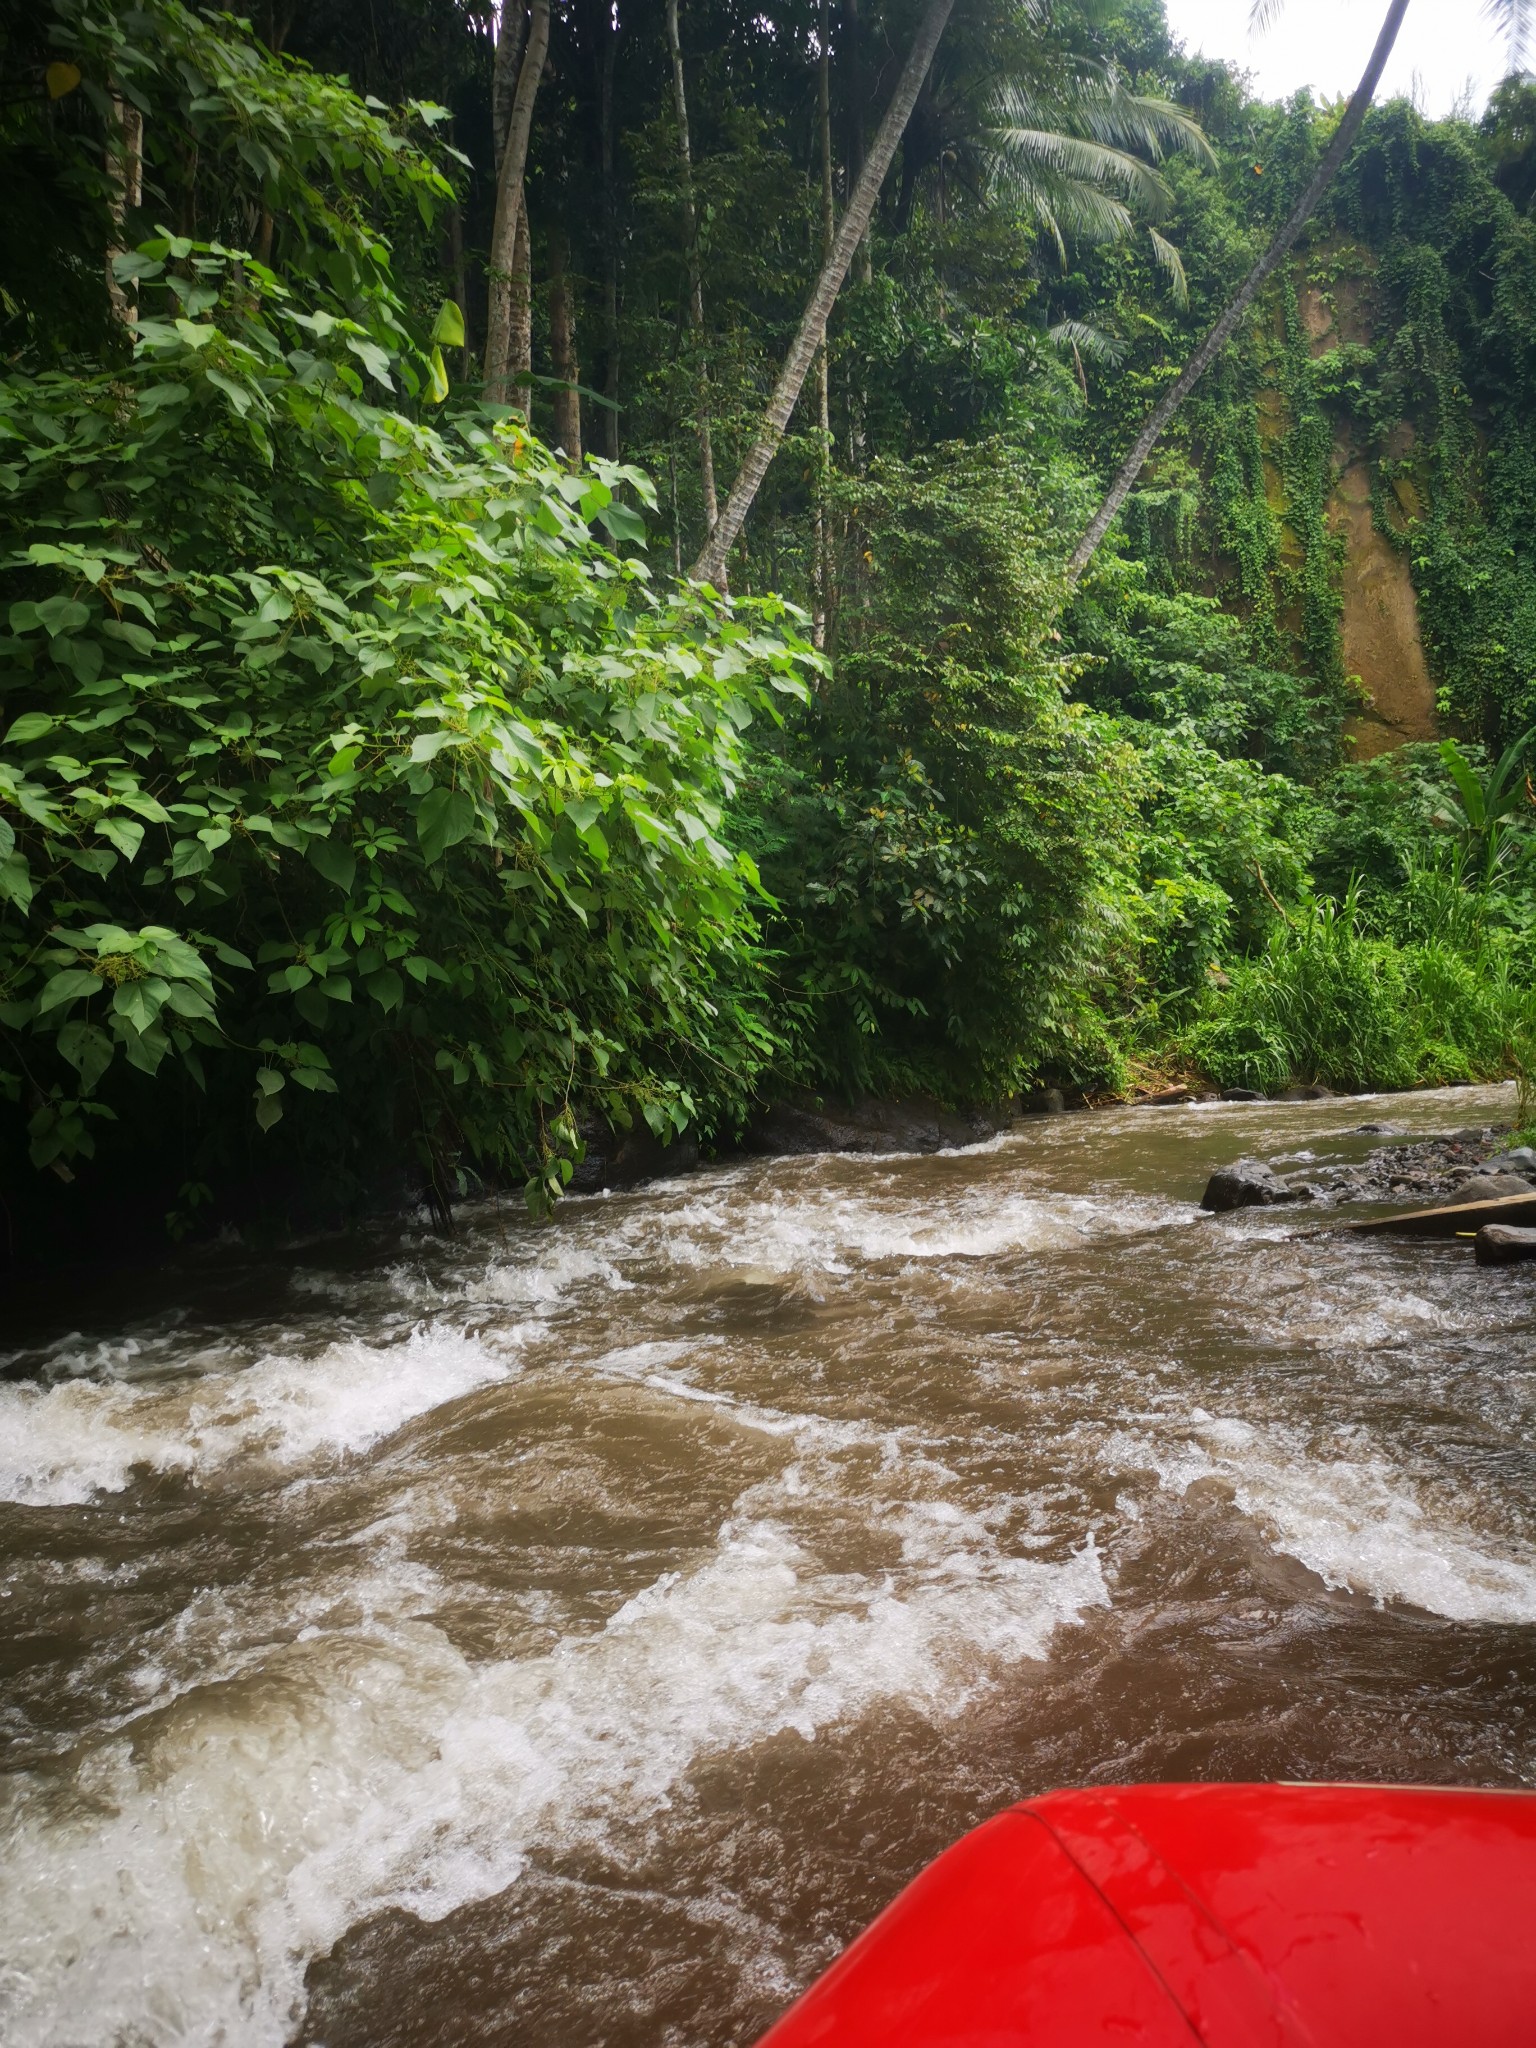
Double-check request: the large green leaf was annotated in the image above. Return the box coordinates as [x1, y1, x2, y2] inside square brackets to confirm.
[416, 786, 477, 862]
[430, 300, 466, 349]
[307, 834, 357, 895]
[57, 1021, 114, 1094]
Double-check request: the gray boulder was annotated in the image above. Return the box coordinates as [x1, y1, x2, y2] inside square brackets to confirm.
[1476, 1223, 1536, 1266]
[1457, 1173, 1536, 1203]
[1483, 1149, 1536, 1176]
[1200, 1158, 1304, 1213]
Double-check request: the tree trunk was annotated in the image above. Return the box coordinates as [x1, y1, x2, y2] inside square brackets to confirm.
[1065, 0, 1411, 586]
[689, 0, 954, 587]
[549, 215, 583, 465]
[484, 0, 550, 405]
[105, 94, 143, 326]
[665, 0, 718, 537]
[600, 14, 622, 461]
[493, 1, 528, 165]
[844, 0, 872, 286]
[813, 0, 836, 651]
[448, 199, 471, 378]
[511, 193, 533, 417]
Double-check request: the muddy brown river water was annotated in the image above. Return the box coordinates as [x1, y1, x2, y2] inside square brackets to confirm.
[4, 1084, 1536, 2047]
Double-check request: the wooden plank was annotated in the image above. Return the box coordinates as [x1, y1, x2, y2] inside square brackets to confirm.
[1348, 1191, 1536, 1238]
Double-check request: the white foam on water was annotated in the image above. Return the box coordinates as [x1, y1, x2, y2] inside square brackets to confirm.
[574, 1344, 925, 1473]
[597, 1179, 1188, 1281]
[0, 1326, 520, 1508]
[1238, 1278, 1457, 1353]
[0, 1509, 1106, 2048]
[1125, 1411, 1536, 1624]
[385, 1238, 635, 1314]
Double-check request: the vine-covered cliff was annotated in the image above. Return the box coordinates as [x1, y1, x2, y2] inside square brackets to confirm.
[1075, 71, 1536, 758]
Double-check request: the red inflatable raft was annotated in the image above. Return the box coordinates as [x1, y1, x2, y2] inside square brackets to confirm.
[755, 1782, 1536, 2045]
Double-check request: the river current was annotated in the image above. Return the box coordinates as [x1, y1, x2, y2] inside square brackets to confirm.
[3, 1084, 1536, 2046]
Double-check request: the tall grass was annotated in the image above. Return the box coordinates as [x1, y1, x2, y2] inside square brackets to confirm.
[1184, 884, 1536, 1095]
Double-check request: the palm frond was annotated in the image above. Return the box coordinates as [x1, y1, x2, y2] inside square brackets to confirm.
[985, 64, 1202, 301]
[1048, 318, 1128, 366]
[1249, 0, 1288, 30]
[993, 73, 1213, 167]
[1485, 0, 1533, 66]
[989, 124, 1175, 217]
[1148, 226, 1189, 308]
[993, 155, 1138, 246]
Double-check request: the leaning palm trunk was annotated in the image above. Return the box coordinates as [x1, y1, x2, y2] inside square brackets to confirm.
[1065, 0, 1409, 584]
[665, 0, 718, 536]
[689, 0, 955, 587]
[484, 0, 550, 406]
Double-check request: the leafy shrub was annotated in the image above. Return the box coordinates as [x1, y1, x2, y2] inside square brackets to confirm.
[1065, 553, 1341, 778]
[744, 440, 1137, 1100]
[0, 240, 811, 1217]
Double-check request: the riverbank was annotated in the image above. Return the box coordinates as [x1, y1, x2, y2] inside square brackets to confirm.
[4, 1073, 1525, 1302]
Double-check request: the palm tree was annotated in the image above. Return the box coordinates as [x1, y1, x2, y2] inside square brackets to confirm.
[690, 0, 956, 588]
[689, 0, 1212, 588]
[986, 64, 1213, 306]
[1065, 0, 1532, 584]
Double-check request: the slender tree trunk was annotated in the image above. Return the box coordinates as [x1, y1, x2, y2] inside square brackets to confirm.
[511, 194, 533, 416]
[493, 0, 528, 163]
[1065, 0, 1411, 585]
[600, 15, 622, 460]
[448, 200, 471, 378]
[549, 214, 583, 465]
[813, 0, 836, 651]
[665, 0, 718, 537]
[484, 0, 550, 404]
[487, 0, 530, 390]
[105, 94, 143, 325]
[690, 0, 954, 586]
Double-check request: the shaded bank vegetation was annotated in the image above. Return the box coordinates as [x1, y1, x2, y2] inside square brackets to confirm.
[6, 0, 1536, 1258]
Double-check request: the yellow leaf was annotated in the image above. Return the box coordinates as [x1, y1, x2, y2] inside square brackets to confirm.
[46, 61, 82, 99]
[426, 345, 449, 406]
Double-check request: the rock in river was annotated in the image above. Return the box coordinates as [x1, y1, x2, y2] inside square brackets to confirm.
[1483, 1149, 1536, 1177]
[1200, 1158, 1308, 1213]
[1457, 1173, 1536, 1203]
[1476, 1223, 1536, 1266]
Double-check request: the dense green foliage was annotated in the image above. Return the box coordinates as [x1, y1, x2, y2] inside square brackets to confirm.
[6, 0, 1536, 1258]
[0, 0, 811, 1238]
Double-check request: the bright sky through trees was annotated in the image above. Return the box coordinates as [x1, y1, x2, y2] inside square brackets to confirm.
[1163, 0, 1511, 119]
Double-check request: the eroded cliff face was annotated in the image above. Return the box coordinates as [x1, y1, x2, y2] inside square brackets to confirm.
[1331, 439, 1438, 758]
[1252, 252, 1440, 760]
[1304, 260, 1438, 759]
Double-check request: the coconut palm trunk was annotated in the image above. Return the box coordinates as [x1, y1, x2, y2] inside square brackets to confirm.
[1064, 0, 1410, 584]
[689, 0, 955, 587]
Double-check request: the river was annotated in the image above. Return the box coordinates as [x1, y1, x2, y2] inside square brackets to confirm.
[3, 1083, 1536, 2046]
